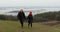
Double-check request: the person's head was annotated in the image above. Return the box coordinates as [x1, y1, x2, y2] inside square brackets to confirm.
[29, 11, 32, 16]
[20, 9, 23, 12]
[30, 11, 32, 13]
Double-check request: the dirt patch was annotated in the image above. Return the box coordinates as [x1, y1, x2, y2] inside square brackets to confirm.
[41, 21, 60, 26]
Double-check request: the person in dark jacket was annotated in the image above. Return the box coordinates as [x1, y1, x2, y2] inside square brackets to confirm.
[27, 11, 33, 28]
[17, 9, 25, 28]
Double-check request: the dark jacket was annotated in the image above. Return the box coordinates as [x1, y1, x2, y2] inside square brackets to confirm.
[17, 12, 25, 20]
[27, 15, 33, 21]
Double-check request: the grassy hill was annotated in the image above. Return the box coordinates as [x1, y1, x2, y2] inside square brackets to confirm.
[0, 20, 60, 32]
[33, 11, 60, 22]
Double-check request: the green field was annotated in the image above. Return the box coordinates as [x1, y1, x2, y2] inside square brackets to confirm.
[0, 20, 60, 32]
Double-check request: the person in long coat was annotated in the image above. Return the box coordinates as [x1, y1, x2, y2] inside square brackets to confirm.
[17, 9, 25, 28]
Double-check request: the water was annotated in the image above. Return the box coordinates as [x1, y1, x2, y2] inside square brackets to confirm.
[0, 7, 60, 16]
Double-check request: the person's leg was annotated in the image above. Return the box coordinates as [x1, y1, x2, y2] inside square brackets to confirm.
[28, 20, 30, 28]
[21, 21, 23, 28]
[31, 21, 32, 28]
[20, 20, 23, 28]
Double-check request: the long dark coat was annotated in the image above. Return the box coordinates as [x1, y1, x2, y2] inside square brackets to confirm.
[17, 11, 25, 21]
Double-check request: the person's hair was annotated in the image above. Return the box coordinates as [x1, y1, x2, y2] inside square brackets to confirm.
[29, 11, 32, 16]
[19, 9, 24, 13]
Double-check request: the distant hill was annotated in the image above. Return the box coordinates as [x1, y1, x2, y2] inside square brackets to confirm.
[7, 11, 19, 13]
[33, 11, 60, 22]
[5, 10, 43, 16]
[7, 11, 30, 13]
[0, 11, 60, 22]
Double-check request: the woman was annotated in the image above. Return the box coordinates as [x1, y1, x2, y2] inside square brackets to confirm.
[27, 11, 33, 28]
[17, 9, 25, 28]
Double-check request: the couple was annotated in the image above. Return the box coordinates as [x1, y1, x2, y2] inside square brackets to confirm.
[17, 9, 33, 28]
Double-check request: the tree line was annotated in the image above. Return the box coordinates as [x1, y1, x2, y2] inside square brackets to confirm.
[0, 15, 18, 21]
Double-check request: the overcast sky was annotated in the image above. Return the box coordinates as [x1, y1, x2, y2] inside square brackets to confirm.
[0, 0, 60, 7]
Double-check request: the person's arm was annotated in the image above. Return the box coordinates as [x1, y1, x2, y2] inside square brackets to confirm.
[31, 14, 33, 20]
[17, 12, 21, 19]
[23, 12, 26, 19]
[27, 16, 29, 19]
[17, 12, 20, 19]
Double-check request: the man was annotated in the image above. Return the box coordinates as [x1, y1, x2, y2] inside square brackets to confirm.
[17, 9, 25, 28]
[27, 11, 33, 28]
